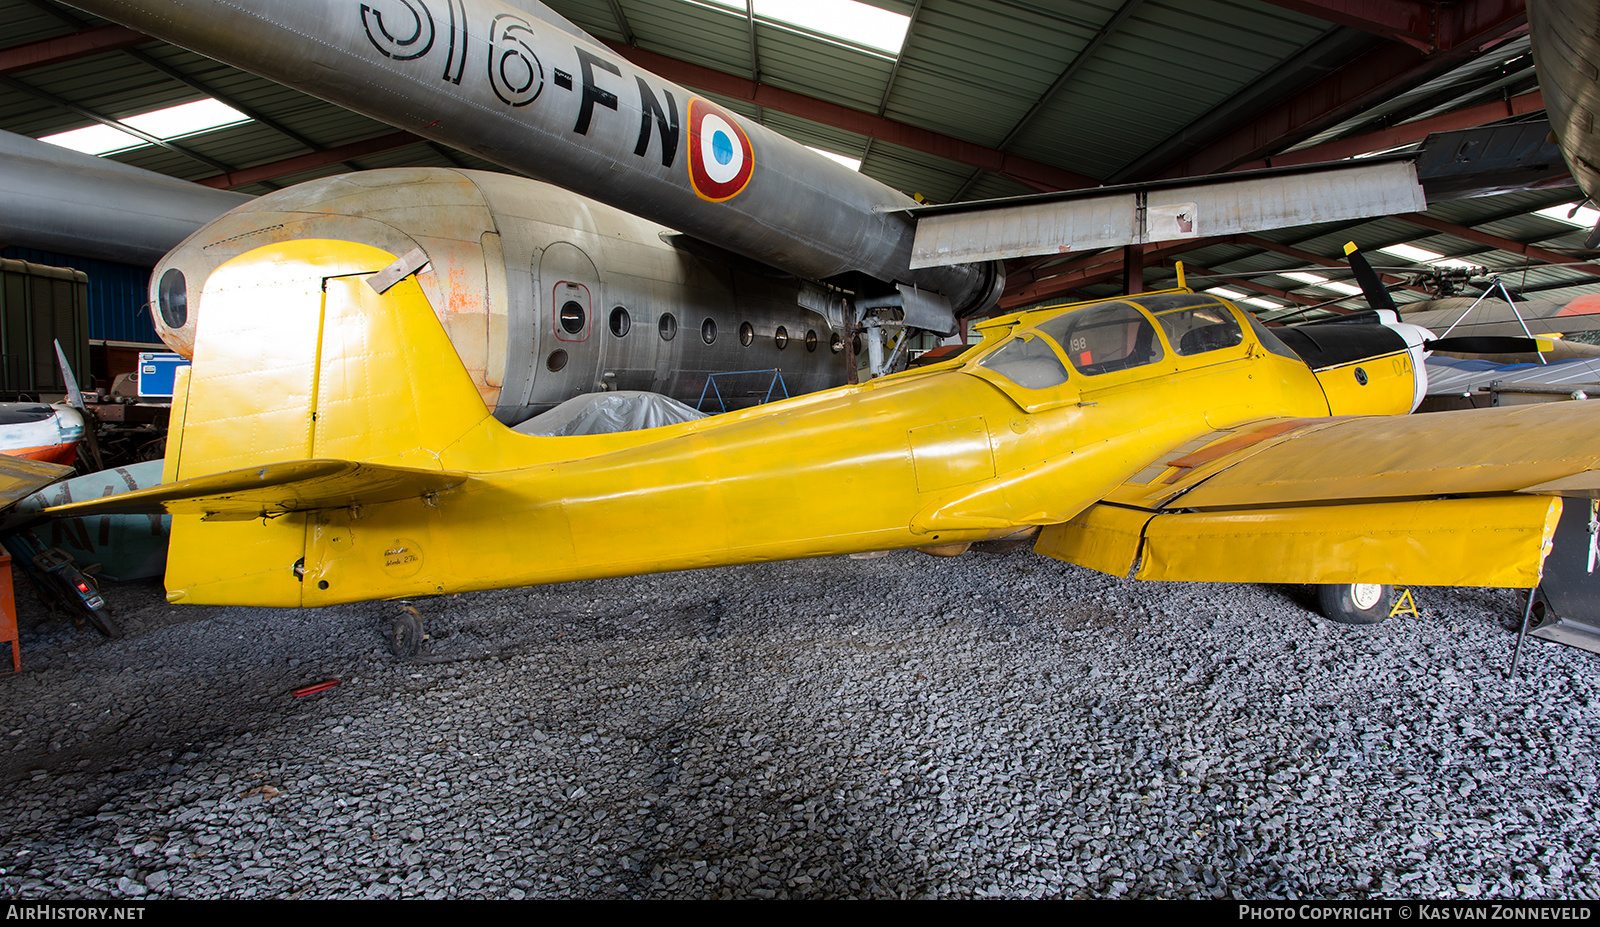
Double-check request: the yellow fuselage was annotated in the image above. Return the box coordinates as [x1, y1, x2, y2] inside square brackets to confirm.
[159, 242, 1394, 607]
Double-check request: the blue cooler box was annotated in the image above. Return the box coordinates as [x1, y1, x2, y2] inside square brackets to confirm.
[137, 352, 190, 399]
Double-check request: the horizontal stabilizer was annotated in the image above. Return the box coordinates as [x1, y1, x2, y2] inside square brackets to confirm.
[43, 459, 469, 518]
[0, 454, 74, 509]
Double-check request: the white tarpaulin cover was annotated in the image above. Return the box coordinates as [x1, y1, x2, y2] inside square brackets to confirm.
[512, 390, 708, 436]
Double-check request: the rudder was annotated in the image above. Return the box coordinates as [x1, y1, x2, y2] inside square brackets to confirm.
[163, 239, 495, 605]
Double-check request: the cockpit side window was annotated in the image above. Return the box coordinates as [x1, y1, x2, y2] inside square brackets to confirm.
[1035, 302, 1164, 376]
[977, 334, 1070, 390]
[1154, 303, 1245, 356]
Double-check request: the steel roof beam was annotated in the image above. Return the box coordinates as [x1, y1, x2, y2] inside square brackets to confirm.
[998, 239, 1213, 308]
[1176, 263, 1322, 306]
[193, 130, 424, 190]
[1237, 233, 1433, 294]
[0, 72, 237, 174]
[1151, 0, 1528, 180]
[603, 0, 636, 47]
[1003, 248, 1135, 290]
[742, 0, 761, 82]
[603, 40, 1099, 194]
[1395, 211, 1600, 276]
[1252, 0, 1440, 51]
[859, 0, 925, 169]
[0, 23, 146, 74]
[952, 0, 1144, 200]
[6, 4, 321, 184]
[874, 0, 922, 118]
[1242, 88, 1545, 169]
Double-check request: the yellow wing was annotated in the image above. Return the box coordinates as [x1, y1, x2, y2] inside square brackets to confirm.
[1037, 402, 1600, 588]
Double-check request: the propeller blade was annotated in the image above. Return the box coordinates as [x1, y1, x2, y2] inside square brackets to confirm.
[53, 339, 85, 411]
[1424, 336, 1551, 354]
[1343, 241, 1398, 315]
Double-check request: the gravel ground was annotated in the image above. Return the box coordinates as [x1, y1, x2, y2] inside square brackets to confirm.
[0, 548, 1596, 900]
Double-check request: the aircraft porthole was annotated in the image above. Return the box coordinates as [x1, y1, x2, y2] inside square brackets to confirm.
[775, 326, 789, 349]
[560, 300, 586, 334]
[157, 268, 187, 329]
[610, 306, 631, 337]
[805, 330, 818, 352]
[701, 318, 717, 344]
[831, 333, 844, 354]
[740, 322, 754, 346]
[547, 349, 568, 372]
[659, 313, 678, 341]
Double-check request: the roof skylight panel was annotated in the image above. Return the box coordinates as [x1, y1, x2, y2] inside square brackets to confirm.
[39, 98, 250, 157]
[698, 0, 910, 55]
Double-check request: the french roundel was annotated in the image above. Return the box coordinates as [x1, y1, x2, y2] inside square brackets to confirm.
[688, 98, 754, 202]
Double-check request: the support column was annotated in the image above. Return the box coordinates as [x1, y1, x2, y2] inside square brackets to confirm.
[1123, 244, 1145, 295]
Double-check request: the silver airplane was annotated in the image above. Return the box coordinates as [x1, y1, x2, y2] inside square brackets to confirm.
[53, 0, 1436, 423]
[151, 165, 864, 420]
[1529, 0, 1600, 246]
[50, 0, 1018, 418]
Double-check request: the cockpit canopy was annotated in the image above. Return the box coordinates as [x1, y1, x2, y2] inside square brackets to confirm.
[973, 293, 1254, 392]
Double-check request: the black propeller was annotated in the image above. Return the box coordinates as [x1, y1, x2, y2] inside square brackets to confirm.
[1423, 335, 1548, 354]
[1342, 240, 1398, 315]
[1339, 241, 1547, 355]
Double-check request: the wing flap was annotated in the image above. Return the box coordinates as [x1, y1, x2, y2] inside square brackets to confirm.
[1034, 504, 1154, 578]
[43, 459, 470, 518]
[1039, 497, 1560, 587]
[1136, 496, 1561, 587]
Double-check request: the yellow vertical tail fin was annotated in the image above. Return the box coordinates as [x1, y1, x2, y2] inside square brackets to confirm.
[162, 240, 496, 605]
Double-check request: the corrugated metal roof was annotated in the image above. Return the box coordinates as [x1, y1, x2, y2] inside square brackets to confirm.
[0, 0, 1593, 323]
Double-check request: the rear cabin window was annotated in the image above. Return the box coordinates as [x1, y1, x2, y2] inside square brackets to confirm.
[1154, 303, 1245, 356]
[1035, 302, 1164, 376]
[977, 334, 1070, 389]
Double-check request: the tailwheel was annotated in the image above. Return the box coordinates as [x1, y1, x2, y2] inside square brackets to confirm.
[1317, 583, 1392, 625]
[389, 604, 426, 659]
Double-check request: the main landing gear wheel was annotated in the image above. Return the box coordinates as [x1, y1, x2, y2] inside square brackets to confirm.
[1317, 583, 1393, 625]
[389, 605, 426, 659]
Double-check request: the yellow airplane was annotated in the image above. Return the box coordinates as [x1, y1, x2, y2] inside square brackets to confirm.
[44, 236, 1600, 653]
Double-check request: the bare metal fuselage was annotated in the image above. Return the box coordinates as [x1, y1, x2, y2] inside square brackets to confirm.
[153, 168, 850, 422]
[1529, 0, 1600, 201]
[62, 0, 1001, 321]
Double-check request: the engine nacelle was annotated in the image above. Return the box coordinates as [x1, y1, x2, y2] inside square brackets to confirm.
[1272, 311, 1434, 416]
